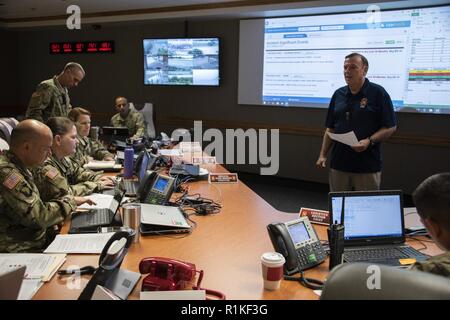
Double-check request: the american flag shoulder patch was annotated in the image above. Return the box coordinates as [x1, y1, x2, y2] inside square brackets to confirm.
[45, 167, 58, 180]
[3, 171, 22, 190]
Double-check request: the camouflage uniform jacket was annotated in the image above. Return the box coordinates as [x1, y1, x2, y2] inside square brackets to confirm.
[411, 251, 450, 278]
[33, 154, 103, 198]
[0, 151, 76, 253]
[26, 76, 71, 123]
[70, 135, 114, 167]
[111, 110, 146, 139]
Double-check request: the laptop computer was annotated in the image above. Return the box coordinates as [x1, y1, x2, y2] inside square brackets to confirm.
[0, 266, 26, 300]
[122, 150, 157, 196]
[69, 192, 124, 234]
[329, 190, 429, 266]
[102, 126, 129, 143]
[140, 204, 191, 235]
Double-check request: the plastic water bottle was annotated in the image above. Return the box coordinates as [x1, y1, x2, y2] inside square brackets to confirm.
[124, 146, 134, 179]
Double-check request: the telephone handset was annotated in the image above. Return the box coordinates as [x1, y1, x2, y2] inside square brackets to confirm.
[139, 257, 225, 300]
[138, 171, 175, 205]
[78, 231, 135, 300]
[267, 217, 326, 275]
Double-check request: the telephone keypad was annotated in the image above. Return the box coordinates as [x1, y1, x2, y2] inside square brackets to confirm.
[145, 193, 166, 205]
[296, 242, 326, 271]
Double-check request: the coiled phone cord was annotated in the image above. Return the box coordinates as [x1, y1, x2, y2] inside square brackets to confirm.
[284, 271, 324, 290]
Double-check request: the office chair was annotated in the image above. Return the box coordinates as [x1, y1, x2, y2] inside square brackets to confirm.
[320, 262, 450, 300]
[0, 120, 13, 144]
[129, 102, 156, 139]
[0, 137, 9, 151]
[1, 117, 19, 129]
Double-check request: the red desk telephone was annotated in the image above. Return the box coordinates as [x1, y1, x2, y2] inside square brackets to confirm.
[139, 257, 225, 300]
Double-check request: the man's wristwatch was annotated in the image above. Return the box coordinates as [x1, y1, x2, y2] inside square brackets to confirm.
[368, 137, 375, 146]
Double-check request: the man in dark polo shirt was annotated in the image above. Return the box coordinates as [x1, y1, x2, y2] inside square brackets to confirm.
[316, 53, 397, 191]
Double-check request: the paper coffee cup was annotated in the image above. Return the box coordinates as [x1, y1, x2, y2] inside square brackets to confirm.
[261, 252, 285, 290]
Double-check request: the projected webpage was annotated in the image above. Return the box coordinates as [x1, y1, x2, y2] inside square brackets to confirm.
[262, 6, 450, 113]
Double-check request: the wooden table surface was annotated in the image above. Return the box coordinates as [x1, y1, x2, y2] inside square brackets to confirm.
[33, 164, 442, 300]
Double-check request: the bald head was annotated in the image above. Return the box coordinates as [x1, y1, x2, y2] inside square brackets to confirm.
[10, 120, 53, 167]
[11, 120, 51, 146]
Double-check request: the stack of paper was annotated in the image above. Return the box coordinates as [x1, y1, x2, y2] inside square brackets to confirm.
[179, 142, 202, 153]
[0, 253, 66, 281]
[44, 233, 115, 254]
[0, 253, 67, 300]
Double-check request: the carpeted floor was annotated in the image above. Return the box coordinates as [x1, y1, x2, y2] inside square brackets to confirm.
[237, 172, 330, 213]
[237, 172, 415, 213]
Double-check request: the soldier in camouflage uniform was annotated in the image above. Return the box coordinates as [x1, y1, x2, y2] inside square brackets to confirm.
[26, 62, 85, 123]
[0, 120, 77, 253]
[111, 96, 146, 140]
[32, 117, 115, 201]
[68, 107, 114, 167]
[410, 173, 450, 278]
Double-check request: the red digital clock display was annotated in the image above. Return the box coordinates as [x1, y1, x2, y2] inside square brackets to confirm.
[50, 41, 114, 54]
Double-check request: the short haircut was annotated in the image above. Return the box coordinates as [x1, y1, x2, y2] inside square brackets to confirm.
[345, 52, 369, 70]
[413, 173, 450, 228]
[115, 96, 127, 104]
[64, 62, 85, 75]
[46, 117, 74, 137]
[68, 107, 91, 122]
[10, 124, 36, 146]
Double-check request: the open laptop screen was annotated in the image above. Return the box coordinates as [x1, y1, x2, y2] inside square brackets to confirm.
[329, 191, 404, 243]
[138, 151, 150, 181]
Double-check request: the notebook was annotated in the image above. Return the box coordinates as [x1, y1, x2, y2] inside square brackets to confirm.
[69, 192, 124, 234]
[140, 204, 191, 235]
[329, 190, 429, 266]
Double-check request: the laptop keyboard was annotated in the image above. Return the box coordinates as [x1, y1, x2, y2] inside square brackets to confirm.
[84, 209, 111, 226]
[344, 246, 427, 262]
[123, 180, 138, 195]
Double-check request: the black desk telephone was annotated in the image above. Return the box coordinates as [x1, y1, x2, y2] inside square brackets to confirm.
[267, 217, 326, 275]
[138, 171, 175, 205]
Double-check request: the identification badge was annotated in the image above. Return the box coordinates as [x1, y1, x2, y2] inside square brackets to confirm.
[360, 97, 368, 109]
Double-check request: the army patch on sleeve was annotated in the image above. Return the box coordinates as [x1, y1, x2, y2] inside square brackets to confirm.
[45, 167, 59, 180]
[3, 171, 22, 190]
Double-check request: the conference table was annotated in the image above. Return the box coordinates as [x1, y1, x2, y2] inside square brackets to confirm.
[33, 162, 442, 300]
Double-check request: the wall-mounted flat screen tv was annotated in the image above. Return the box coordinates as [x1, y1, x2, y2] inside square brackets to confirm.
[143, 38, 220, 86]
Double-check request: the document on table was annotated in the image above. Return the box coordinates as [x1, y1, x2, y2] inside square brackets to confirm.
[327, 131, 359, 147]
[84, 160, 122, 170]
[158, 149, 182, 156]
[44, 233, 115, 254]
[78, 193, 114, 209]
[18, 279, 43, 300]
[0, 253, 66, 281]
